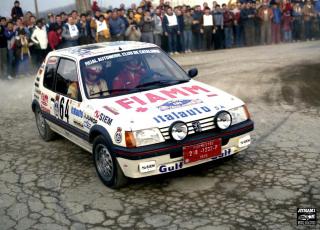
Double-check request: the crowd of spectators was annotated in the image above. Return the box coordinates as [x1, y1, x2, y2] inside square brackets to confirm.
[0, 0, 320, 79]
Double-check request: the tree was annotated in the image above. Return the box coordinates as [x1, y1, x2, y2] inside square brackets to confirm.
[76, 0, 91, 13]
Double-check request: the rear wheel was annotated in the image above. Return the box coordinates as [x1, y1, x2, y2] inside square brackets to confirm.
[35, 106, 55, 141]
[93, 136, 127, 188]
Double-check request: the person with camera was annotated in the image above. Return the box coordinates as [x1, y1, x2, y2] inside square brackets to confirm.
[139, 10, 155, 43]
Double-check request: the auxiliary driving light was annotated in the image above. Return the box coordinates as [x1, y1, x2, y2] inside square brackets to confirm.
[170, 121, 188, 141]
[214, 111, 232, 130]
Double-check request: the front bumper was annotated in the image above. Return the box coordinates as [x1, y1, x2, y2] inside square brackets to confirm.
[115, 119, 254, 178]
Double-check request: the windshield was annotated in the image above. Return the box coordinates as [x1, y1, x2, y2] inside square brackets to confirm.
[79, 48, 190, 99]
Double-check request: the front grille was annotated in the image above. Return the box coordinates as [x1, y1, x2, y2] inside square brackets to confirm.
[160, 116, 215, 140]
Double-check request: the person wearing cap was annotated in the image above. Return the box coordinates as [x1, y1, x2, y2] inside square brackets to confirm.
[81, 62, 109, 98]
[11, 1, 24, 21]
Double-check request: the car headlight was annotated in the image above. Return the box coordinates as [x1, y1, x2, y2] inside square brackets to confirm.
[170, 121, 188, 141]
[125, 128, 165, 147]
[229, 105, 250, 125]
[214, 111, 232, 130]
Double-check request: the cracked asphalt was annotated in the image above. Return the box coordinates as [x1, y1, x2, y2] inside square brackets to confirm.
[1, 41, 320, 230]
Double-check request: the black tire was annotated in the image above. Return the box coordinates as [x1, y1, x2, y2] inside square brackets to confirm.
[93, 135, 127, 188]
[34, 106, 55, 141]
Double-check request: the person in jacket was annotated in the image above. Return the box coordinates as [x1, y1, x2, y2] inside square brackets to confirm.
[163, 7, 180, 55]
[153, 8, 163, 47]
[232, 2, 243, 47]
[125, 23, 142, 41]
[78, 13, 93, 45]
[213, 4, 224, 49]
[94, 15, 110, 43]
[183, 9, 193, 52]
[109, 10, 126, 41]
[0, 17, 8, 79]
[175, 8, 185, 52]
[316, 0, 320, 38]
[223, 4, 235, 48]
[15, 29, 31, 76]
[11, 1, 24, 21]
[5, 21, 17, 79]
[139, 10, 155, 43]
[201, 7, 215, 50]
[271, 3, 282, 44]
[258, 2, 273, 45]
[292, 3, 303, 41]
[241, 2, 256, 46]
[31, 19, 48, 63]
[302, 0, 315, 40]
[192, 5, 203, 51]
[61, 15, 79, 48]
[282, 10, 292, 42]
[48, 24, 62, 51]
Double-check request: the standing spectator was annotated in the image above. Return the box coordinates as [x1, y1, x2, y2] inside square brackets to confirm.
[183, 9, 193, 52]
[31, 19, 48, 64]
[192, 5, 203, 51]
[55, 14, 64, 28]
[223, 4, 235, 48]
[153, 8, 163, 47]
[61, 15, 79, 48]
[15, 18, 30, 37]
[316, 0, 320, 38]
[140, 10, 155, 43]
[94, 15, 110, 43]
[125, 23, 142, 41]
[134, 7, 144, 24]
[11, 1, 24, 21]
[0, 17, 7, 79]
[201, 7, 215, 50]
[118, 9, 129, 29]
[15, 29, 31, 76]
[241, 2, 256, 46]
[282, 10, 293, 42]
[175, 8, 185, 53]
[232, 2, 243, 47]
[48, 25, 62, 51]
[46, 14, 56, 31]
[271, 3, 282, 44]
[92, 0, 100, 13]
[5, 21, 16, 79]
[109, 10, 126, 41]
[163, 7, 180, 55]
[258, 2, 273, 45]
[302, 0, 315, 40]
[78, 13, 94, 44]
[292, 3, 303, 41]
[213, 5, 224, 49]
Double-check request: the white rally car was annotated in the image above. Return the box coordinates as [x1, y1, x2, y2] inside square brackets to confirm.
[32, 42, 254, 188]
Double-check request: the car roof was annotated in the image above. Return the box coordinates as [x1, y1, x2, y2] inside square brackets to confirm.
[50, 41, 158, 60]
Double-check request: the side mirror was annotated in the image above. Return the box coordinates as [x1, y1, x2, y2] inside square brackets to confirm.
[188, 68, 198, 78]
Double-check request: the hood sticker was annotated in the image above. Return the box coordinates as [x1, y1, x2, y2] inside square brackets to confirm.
[158, 99, 203, 111]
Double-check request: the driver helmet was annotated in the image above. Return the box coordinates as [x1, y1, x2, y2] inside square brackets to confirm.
[86, 62, 103, 76]
[126, 58, 142, 72]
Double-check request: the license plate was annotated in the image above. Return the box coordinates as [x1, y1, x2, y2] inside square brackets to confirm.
[183, 139, 222, 164]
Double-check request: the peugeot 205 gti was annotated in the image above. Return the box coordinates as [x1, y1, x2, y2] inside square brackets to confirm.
[32, 42, 254, 188]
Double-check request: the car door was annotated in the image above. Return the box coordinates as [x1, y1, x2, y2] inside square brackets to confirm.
[40, 56, 59, 117]
[54, 58, 86, 135]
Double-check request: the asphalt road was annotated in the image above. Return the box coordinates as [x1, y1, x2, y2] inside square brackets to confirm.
[1, 41, 320, 230]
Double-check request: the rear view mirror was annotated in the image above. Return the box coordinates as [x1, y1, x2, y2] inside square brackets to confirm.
[188, 68, 198, 78]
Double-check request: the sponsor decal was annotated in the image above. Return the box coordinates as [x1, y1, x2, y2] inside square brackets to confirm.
[83, 120, 92, 129]
[54, 95, 60, 117]
[220, 148, 232, 158]
[207, 94, 218, 97]
[192, 121, 202, 133]
[40, 93, 48, 107]
[94, 110, 113, 125]
[115, 85, 212, 110]
[34, 89, 41, 95]
[238, 135, 251, 148]
[153, 106, 211, 123]
[34, 94, 39, 100]
[297, 208, 317, 226]
[139, 161, 156, 173]
[47, 57, 58, 65]
[103, 106, 119, 115]
[158, 99, 203, 111]
[159, 162, 183, 173]
[73, 120, 83, 128]
[84, 113, 98, 124]
[40, 105, 50, 114]
[71, 107, 83, 118]
[114, 127, 122, 144]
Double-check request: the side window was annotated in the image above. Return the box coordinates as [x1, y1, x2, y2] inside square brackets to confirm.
[43, 57, 58, 90]
[55, 59, 81, 101]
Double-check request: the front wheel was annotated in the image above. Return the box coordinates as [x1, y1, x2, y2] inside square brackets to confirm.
[93, 136, 127, 188]
[35, 106, 55, 141]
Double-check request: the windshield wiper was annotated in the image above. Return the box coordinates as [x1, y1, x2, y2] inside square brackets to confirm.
[136, 79, 190, 89]
[89, 88, 139, 97]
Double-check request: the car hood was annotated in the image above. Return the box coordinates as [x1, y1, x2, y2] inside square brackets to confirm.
[90, 80, 244, 130]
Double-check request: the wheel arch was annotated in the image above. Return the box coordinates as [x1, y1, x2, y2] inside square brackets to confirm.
[31, 99, 40, 113]
[89, 125, 113, 146]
